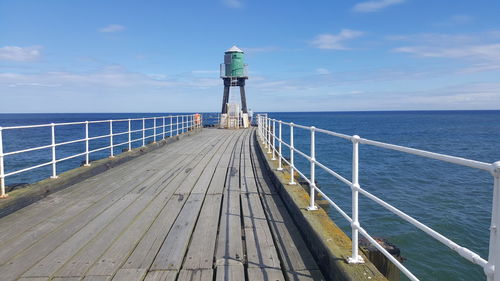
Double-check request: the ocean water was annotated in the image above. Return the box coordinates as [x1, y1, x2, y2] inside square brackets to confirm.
[1, 111, 499, 281]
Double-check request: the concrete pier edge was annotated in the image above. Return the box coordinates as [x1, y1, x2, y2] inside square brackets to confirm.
[253, 133, 390, 281]
[0, 128, 201, 218]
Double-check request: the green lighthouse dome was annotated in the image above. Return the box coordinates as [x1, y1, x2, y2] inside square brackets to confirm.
[224, 45, 246, 77]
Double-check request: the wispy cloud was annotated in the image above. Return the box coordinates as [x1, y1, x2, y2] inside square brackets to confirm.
[391, 31, 500, 72]
[435, 14, 473, 27]
[310, 29, 363, 50]
[222, 0, 243, 9]
[243, 46, 280, 54]
[99, 24, 125, 33]
[0, 46, 42, 62]
[191, 70, 219, 74]
[315, 68, 331, 75]
[353, 0, 405, 13]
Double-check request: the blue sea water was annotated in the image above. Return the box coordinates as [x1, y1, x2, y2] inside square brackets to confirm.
[1, 111, 499, 281]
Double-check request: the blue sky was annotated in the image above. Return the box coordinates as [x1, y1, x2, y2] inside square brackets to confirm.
[1, 0, 500, 112]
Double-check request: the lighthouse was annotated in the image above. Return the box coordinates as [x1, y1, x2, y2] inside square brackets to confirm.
[219, 45, 249, 129]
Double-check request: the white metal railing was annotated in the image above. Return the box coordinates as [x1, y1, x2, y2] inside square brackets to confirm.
[0, 114, 203, 198]
[257, 114, 500, 281]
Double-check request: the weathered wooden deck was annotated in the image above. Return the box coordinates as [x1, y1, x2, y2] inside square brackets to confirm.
[0, 128, 324, 281]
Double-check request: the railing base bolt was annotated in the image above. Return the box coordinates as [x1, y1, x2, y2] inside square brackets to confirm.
[83, 164, 91, 167]
[0, 194, 9, 199]
[307, 205, 319, 211]
[347, 256, 365, 264]
[50, 176, 59, 179]
[277, 167, 283, 171]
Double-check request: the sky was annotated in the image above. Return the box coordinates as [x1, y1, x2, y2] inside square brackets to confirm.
[1, 0, 500, 113]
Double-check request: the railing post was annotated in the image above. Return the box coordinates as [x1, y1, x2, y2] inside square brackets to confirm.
[348, 135, 364, 263]
[272, 120, 276, 160]
[50, 123, 58, 179]
[0, 127, 7, 198]
[176, 116, 179, 135]
[128, 119, 132, 151]
[486, 161, 500, 281]
[307, 127, 319, 211]
[263, 117, 267, 148]
[163, 116, 166, 139]
[84, 121, 90, 166]
[289, 123, 296, 185]
[267, 118, 272, 154]
[109, 120, 114, 157]
[257, 116, 261, 140]
[142, 118, 145, 147]
[277, 121, 283, 171]
[153, 117, 157, 143]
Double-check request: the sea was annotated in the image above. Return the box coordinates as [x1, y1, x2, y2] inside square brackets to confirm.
[1, 111, 499, 281]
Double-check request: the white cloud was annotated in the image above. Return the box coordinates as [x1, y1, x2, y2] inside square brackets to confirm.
[391, 31, 500, 72]
[353, 0, 405, 13]
[311, 29, 363, 50]
[223, 0, 243, 8]
[99, 24, 125, 33]
[0, 46, 42, 62]
[394, 44, 500, 60]
[435, 14, 473, 27]
[243, 46, 279, 54]
[191, 70, 219, 74]
[316, 68, 331, 75]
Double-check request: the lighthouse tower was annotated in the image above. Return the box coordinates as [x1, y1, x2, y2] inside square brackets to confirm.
[219, 46, 249, 129]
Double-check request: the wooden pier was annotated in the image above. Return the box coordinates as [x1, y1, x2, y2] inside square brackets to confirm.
[0, 128, 324, 281]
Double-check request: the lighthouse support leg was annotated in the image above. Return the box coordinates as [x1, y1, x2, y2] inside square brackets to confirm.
[238, 78, 248, 113]
[221, 78, 231, 114]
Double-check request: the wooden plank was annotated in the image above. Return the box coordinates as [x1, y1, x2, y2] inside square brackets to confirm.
[143, 270, 178, 281]
[55, 135, 228, 277]
[224, 131, 245, 193]
[182, 194, 222, 269]
[111, 268, 147, 281]
[285, 270, 326, 281]
[215, 263, 245, 281]
[0, 187, 140, 281]
[52, 278, 82, 281]
[259, 194, 319, 272]
[177, 131, 235, 195]
[215, 192, 243, 266]
[81, 276, 111, 281]
[22, 194, 140, 278]
[98, 194, 185, 273]
[151, 193, 205, 271]
[22, 136, 220, 279]
[0, 132, 205, 243]
[86, 194, 185, 276]
[85, 135, 231, 276]
[206, 167, 227, 195]
[177, 269, 213, 281]
[206, 131, 244, 195]
[249, 129, 325, 280]
[181, 133, 243, 270]
[247, 267, 286, 281]
[0, 134, 215, 267]
[241, 193, 281, 269]
[215, 131, 246, 266]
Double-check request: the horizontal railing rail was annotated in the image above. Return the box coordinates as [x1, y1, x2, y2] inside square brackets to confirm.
[0, 114, 203, 198]
[256, 114, 500, 281]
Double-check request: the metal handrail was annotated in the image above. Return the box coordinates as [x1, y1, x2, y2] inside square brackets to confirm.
[0, 114, 203, 198]
[257, 114, 500, 281]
